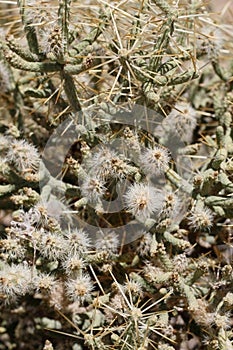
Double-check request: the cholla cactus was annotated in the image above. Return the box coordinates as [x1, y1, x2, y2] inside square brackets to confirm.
[0, 0, 233, 349]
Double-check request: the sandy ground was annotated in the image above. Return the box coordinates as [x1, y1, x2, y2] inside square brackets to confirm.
[210, 0, 233, 22]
